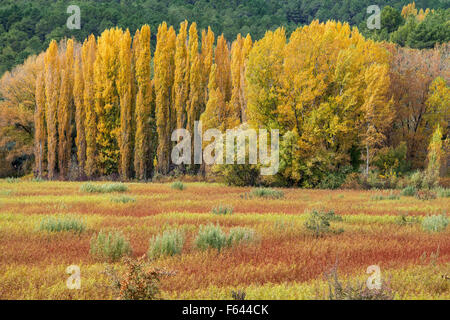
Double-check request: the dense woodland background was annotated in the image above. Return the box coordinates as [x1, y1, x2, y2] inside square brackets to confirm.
[0, 1, 448, 189]
[1, 0, 449, 75]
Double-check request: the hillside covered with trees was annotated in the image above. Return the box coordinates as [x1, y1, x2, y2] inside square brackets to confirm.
[0, 0, 449, 75]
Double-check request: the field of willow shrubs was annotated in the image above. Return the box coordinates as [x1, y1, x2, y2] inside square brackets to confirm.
[0, 179, 449, 300]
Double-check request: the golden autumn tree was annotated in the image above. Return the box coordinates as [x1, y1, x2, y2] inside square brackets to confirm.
[82, 35, 97, 177]
[73, 51, 86, 176]
[44, 40, 60, 180]
[34, 71, 46, 178]
[200, 27, 215, 112]
[58, 39, 74, 180]
[94, 28, 122, 176]
[117, 30, 134, 180]
[0, 53, 44, 177]
[134, 25, 154, 180]
[215, 34, 232, 103]
[246, 28, 286, 130]
[246, 22, 394, 186]
[155, 23, 176, 174]
[230, 34, 244, 123]
[173, 20, 189, 132]
[187, 22, 201, 138]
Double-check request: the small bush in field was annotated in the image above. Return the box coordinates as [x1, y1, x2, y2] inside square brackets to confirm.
[148, 229, 185, 259]
[195, 225, 256, 252]
[305, 210, 343, 237]
[400, 186, 417, 196]
[249, 187, 284, 199]
[110, 195, 136, 204]
[371, 192, 400, 201]
[422, 214, 448, 233]
[211, 204, 234, 215]
[39, 216, 86, 234]
[171, 181, 185, 190]
[395, 214, 420, 226]
[195, 224, 229, 252]
[104, 255, 173, 300]
[231, 290, 246, 300]
[228, 227, 256, 245]
[32, 177, 45, 182]
[436, 188, 450, 198]
[81, 183, 128, 193]
[325, 265, 394, 300]
[415, 190, 437, 200]
[90, 230, 132, 262]
[6, 177, 20, 183]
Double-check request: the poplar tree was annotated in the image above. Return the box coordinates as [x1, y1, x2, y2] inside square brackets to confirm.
[94, 28, 122, 175]
[82, 35, 97, 177]
[34, 71, 46, 178]
[134, 25, 154, 180]
[155, 23, 176, 174]
[58, 39, 74, 180]
[215, 34, 232, 103]
[73, 52, 86, 176]
[200, 27, 215, 113]
[44, 40, 60, 180]
[173, 20, 189, 131]
[187, 22, 201, 138]
[118, 30, 133, 180]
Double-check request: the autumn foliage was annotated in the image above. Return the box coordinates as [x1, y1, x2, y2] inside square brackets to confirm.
[0, 20, 448, 182]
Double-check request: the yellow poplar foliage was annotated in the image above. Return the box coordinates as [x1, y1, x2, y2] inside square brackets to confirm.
[187, 22, 201, 135]
[34, 71, 46, 177]
[201, 64, 231, 132]
[134, 25, 154, 180]
[155, 23, 176, 174]
[215, 35, 232, 103]
[247, 21, 393, 177]
[94, 28, 122, 175]
[240, 34, 252, 122]
[173, 20, 189, 131]
[425, 77, 450, 136]
[82, 35, 97, 177]
[58, 39, 74, 180]
[200, 27, 215, 111]
[73, 52, 86, 175]
[44, 40, 60, 180]
[118, 30, 133, 180]
[230, 34, 244, 123]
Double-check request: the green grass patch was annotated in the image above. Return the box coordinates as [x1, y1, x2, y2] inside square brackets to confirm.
[249, 188, 284, 199]
[80, 183, 128, 193]
[422, 214, 449, 233]
[211, 204, 234, 215]
[171, 181, 185, 190]
[110, 195, 136, 204]
[39, 216, 86, 234]
[148, 229, 185, 259]
[90, 230, 132, 262]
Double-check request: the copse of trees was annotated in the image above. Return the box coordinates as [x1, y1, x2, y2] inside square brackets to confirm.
[1, 17, 447, 186]
[1, 1, 449, 76]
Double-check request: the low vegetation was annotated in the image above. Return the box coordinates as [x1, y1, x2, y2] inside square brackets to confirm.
[80, 183, 128, 193]
[422, 214, 449, 233]
[148, 229, 185, 259]
[304, 210, 344, 238]
[38, 216, 86, 234]
[90, 230, 132, 262]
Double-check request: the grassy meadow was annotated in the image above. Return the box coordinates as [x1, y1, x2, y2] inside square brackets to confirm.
[0, 179, 449, 300]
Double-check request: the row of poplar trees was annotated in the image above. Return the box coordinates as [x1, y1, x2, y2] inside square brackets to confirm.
[34, 22, 252, 180]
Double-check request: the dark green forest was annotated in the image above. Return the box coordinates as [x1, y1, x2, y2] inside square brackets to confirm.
[0, 0, 449, 75]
